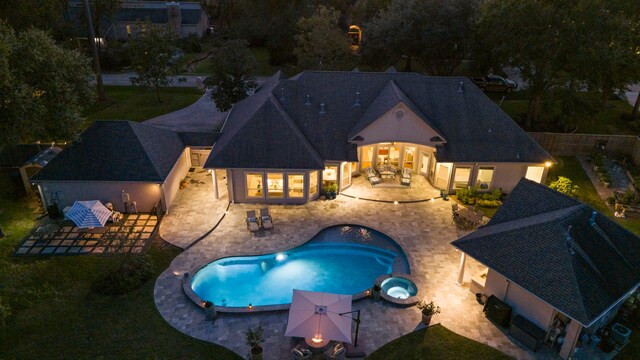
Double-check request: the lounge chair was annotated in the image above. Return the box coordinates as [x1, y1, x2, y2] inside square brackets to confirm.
[401, 176, 411, 186]
[246, 210, 260, 234]
[402, 168, 411, 179]
[324, 342, 346, 360]
[291, 344, 312, 359]
[260, 208, 274, 231]
[369, 176, 382, 186]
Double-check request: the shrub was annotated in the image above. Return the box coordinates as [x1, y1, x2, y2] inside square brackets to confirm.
[177, 33, 202, 53]
[0, 296, 10, 327]
[93, 255, 154, 296]
[549, 176, 579, 197]
[456, 188, 501, 206]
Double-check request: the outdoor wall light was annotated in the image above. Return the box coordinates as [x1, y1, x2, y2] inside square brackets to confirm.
[545, 161, 553, 167]
[394, 201, 399, 205]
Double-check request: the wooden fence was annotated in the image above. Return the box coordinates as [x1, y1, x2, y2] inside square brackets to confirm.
[528, 132, 640, 165]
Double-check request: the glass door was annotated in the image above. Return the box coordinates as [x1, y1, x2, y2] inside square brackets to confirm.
[361, 146, 373, 169]
[420, 152, 430, 175]
[403, 146, 416, 170]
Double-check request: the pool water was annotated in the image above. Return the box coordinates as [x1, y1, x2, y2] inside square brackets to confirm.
[191, 225, 408, 307]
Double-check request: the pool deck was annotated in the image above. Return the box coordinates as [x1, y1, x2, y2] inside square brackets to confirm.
[154, 188, 548, 359]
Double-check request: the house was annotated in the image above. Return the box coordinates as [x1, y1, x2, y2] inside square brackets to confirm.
[204, 70, 554, 204]
[30, 121, 216, 213]
[451, 179, 640, 359]
[0, 144, 63, 195]
[66, 1, 210, 41]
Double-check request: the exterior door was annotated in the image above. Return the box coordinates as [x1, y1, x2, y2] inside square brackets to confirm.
[420, 153, 430, 175]
[435, 163, 451, 190]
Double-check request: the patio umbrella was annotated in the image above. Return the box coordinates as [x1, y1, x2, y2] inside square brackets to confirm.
[285, 289, 353, 344]
[64, 200, 112, 229]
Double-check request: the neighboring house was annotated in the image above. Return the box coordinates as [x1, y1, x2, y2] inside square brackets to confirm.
[452, 179, 640, 359]
[204, 70, 554, 204]
[30, 121, 216, 213]
[0, 144, 63, 195]
[66, 0, 209, 41]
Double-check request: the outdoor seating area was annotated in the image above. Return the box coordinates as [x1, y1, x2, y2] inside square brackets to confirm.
[452, 203, 488, 230]
[246, 208, 275, 235]
[15, 213, 159, 256]
[364, 166, 413, 188]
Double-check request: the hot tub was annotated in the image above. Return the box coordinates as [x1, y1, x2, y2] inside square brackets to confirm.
[375, 274, 420, 306]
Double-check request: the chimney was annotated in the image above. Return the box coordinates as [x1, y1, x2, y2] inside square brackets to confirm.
[166, 2, 182, 36]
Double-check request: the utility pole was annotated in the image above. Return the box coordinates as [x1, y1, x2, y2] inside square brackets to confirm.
[82, 0, 108, 103]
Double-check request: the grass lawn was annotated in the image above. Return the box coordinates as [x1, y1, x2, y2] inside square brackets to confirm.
[0, 174, 240, 359]
[251, 47, 284, 77]
[365, 324, 513, 360]
[84, 86, 202, 124]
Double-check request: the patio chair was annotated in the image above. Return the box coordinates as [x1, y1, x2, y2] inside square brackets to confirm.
[401, 176, 411, 187]
[324, 342, 346, 360]
[291, 344, 312, 359]
[369, 176, 382, 186]
[246, 210, 260, 234]
[402, 168, 411, 179]
[260, 208, 274, 231]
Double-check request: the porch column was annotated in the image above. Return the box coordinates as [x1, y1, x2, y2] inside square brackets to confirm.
[455, 252, 466, 286]
[559, 320, 582, 359]
[211, 170, 219, 200]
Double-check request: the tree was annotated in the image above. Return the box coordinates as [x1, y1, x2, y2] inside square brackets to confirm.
[82, 0, 107, 103]
[363, 0, 478, 74]
[206, 39, 257, 112]
[293, 6, 354, 71]
[129, 23, 179, 102]
[0, 23, 94, 149]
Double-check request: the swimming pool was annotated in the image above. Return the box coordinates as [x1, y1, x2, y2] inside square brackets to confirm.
[190, 225, 409, 308]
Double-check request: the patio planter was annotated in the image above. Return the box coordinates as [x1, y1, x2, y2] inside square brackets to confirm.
[372, 284, 382, 301]
[250, 345, 263, 360]
[421, 313, 433, 325]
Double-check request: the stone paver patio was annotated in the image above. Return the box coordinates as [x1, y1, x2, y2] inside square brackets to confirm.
[154, 185, 554, 360]
[342, 174, 441, 202]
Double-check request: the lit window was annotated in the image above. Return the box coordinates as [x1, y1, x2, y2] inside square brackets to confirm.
[288, 174, 305, 198]
[246, 173, 263, 198]
[476, 168, 494, 190]
[453, 167, 471, 189]
[309, 171, 318, 196]
[525, 166, 545, 183]
[267, 173, 284, 198]
[322, 166, 338, 187]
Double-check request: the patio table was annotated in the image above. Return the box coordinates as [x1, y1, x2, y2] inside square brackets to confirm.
[456, 208, 483, 224]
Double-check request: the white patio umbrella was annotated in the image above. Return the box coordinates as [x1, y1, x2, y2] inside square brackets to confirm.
[64, 200, 112, 229]
[285, 289, 353, 344]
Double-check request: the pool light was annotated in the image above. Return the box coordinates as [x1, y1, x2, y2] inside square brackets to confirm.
[276, 253, 286, 261]
[394, 201, 398, 205]
[248, 303, 253, 310]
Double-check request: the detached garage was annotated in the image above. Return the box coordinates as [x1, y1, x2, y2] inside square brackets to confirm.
[31, 120, 191, 214]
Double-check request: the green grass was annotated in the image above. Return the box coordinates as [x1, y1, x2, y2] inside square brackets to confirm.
[365, 324, 513, 360]
[0, 174, 240, 359]
[251, 47, 283, 76]
[85, 86, 202, 124]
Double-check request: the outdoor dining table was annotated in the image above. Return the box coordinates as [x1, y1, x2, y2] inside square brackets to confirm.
[456, 208, 483, 224]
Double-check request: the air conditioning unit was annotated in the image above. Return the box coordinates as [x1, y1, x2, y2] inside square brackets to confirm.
[610, 323, 632, 345]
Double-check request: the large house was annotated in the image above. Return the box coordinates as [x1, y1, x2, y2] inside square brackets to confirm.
[32, 70, 553, 212]
[452, 179, 640, 359]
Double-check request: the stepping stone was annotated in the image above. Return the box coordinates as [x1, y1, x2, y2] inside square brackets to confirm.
[16, 247, 29, 254]
[68, 247, 81, 253]
[93, 247, 105, 254]
[55, 247, 68, 254]
[41, 247, 55, 254]
[29, 247, 42, 254]
[50, 240, 61, 246]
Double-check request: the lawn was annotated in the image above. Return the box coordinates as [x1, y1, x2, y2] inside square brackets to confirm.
[84, 86, 202, 124]
[0, 174, 240, 359]
[365, 324, 513, 360]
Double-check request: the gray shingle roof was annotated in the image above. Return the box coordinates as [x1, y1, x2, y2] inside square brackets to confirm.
[31, 121, 185, 182]
[451, 179, 640, 326]
[0, 144, 51, 168]
[205, 71, 551, 169]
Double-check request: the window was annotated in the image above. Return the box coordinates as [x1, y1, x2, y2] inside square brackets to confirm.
[267, 173, 284, 198]
[323, 166, 338, 187]
[525, 166, 545, 183]
[361, 146, 373, 169]
[341, 162, 351, 188]
[453, 167, 471, 189]
[403, 147, 416, 170]
[288, 174, 305, 198]
[246, 173, 263, 198]
[309, 171, 318, 196]
[476, 167, 494, 190]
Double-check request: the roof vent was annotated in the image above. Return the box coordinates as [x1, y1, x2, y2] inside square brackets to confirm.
[457, 81, 464, 93]
[430, 136, 444, 142]
[319, 102, 326, 114]
[304, 94, 311, 106]
[589, 211, 597, 226]
[354, 91, 361, 107]
[565, 226, 575, 255]
[279, 88, 285, 101]
[487, 126, 492, 133]
[516, 151, 520, 160]
[351, 67, 360, 72]
[395, 109, 405, 118]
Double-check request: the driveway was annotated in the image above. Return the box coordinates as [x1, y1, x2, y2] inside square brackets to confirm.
[143, 89, 227, 132]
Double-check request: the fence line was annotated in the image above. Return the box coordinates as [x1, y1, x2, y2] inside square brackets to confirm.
[527, 132, 640, 165]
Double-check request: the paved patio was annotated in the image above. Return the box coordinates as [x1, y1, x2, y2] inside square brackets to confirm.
[342, 173, 441, 202]
[154, 191, 555, 359]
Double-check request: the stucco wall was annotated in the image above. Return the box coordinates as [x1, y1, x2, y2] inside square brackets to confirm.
[163, 149, 190, 212]
[354, 104, 444, 147]
[446, 162, 548, 194]
[38, 181, 162, 213]
[485, 269, 555, 330]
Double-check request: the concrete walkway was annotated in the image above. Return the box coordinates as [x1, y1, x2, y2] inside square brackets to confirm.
[143, 90, 227, 132]
[154, 196, 545, 360]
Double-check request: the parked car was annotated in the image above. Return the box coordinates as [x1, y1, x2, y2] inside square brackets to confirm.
[470, 75, 518, 92]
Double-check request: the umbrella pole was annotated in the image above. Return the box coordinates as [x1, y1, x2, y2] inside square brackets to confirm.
[339, 310, 361, 347]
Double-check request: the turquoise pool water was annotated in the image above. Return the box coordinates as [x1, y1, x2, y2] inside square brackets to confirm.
[191, 225, 408, 307]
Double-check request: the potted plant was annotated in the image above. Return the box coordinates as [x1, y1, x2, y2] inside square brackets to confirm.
[416, 300, 440, 325]
[323, 183, 338, 200]
[244, 326, 265, 360]
[372, 284, 382, 301]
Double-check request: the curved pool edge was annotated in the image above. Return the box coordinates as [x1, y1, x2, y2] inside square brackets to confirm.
[182, 271, 374, 313]
[374, 274, 420, 306]
[185, 223, 410, 313]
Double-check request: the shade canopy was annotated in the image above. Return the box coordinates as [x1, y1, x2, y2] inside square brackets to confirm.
[285, 289, 353, 344]
[65, 200, 112, 228]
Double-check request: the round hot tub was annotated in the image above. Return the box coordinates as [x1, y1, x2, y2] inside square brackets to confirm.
[375, 274, 420, 306]
[381, 277, 417, 299]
